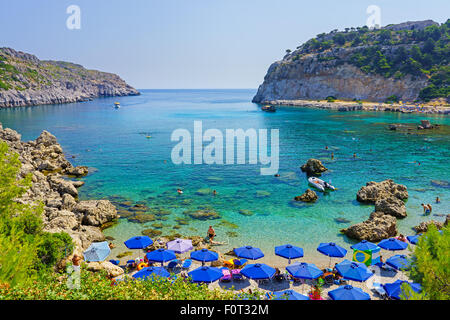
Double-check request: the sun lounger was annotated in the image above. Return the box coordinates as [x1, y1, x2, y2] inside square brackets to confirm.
[181, 259, 192, 270]
[371, 282, 388, 299]
[375, 262, 397, 272]
[233, 259, 248, 268]
[220, 269, 232, 282]
[167, 259, 180, 270]
[109, 259, 120, 265]
[231, 269, 244, 281]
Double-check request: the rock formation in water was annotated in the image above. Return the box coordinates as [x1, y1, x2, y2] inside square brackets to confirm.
[0, 123, 120, 275]
[0, 47, 139, 108]
[342, 179, 408, 240]
[300, 158, 328, 176]
[341, 211, 398, 242]
[294, 189, 318, 202]
[253, 20, 449, 104]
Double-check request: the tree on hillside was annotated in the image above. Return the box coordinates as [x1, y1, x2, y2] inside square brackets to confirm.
[405, 224, 450, 300]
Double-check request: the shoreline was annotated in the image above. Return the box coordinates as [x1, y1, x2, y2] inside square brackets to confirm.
[261, 99, 450, 115]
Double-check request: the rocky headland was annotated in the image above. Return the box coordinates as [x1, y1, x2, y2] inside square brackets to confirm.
[253, 20, 449, 113]
[0, 123, 123, 275]
[0, 48, 139, 108]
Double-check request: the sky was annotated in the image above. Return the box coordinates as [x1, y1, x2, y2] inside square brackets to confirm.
[1, 0, 449, 89]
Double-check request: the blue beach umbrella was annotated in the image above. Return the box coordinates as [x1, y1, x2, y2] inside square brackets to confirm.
[383, 280, 422, 300]
[188, 266, 223, 283]
[328, 285, 371, 300]
[146, 248, 176, 266]
[124, 236, 153, 249]
[317, 242, 347, 266]
[234, 246, 264, 260]
[378, 238, 408, 251]
[275, 244, 304, 264]
[350, 240, 379, 251]
[286, 262, 323, 280]
[271, 290, 309, 300]
[386, 255, 410, 270]
[83, 241, 111, 262]
[167, 238, 193, 254]
[407, 235, 421, 245]
[190, 249, 219, 266]
[133, 266, 170, 280]
[317, 242, 347, 257]
[241, 263, 276, 280]
[335, 259, 373, 282]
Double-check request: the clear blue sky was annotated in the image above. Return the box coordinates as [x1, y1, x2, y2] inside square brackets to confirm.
[1, 0, 448, 89]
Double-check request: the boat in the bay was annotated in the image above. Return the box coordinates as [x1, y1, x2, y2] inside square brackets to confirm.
[261, 105, 276, 112]
[308, 177, 336, 192]
[114, 102, 121, 109]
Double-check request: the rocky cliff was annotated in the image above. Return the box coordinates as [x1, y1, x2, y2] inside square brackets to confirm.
[0, 123, 118, 261]
[0, 48, 139, 108]
[253, 20, 449, 103]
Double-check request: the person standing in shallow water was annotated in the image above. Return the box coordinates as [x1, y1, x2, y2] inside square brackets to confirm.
[207, 226, 216, 244]
[331, 152, 334, 160]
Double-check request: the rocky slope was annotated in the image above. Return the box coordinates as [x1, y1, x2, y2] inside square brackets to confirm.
[0, 48, 139, 108]
[0, 123, 118, 268]
[253, 20, 449, 104]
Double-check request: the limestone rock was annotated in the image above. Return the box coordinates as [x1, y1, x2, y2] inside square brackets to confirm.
[65, 166, 89, 177]
[356, 179, 408, 203]
[374, 197, 407, 218]
[294, 189, 318, 202]
[413, 215, 449, 233]
[74, 200, 118, 227]
[341, 212, 397, 242]
[86, 261, 124, 277]
[300, 159, 327, 176]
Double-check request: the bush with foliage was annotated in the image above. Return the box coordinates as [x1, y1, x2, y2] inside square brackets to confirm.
[0, 266, 252, 300]
[404, 224, 450, 300]
[0, 142, 73, 287]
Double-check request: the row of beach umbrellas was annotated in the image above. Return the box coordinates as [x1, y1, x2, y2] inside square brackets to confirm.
[82, 235, 422, 300]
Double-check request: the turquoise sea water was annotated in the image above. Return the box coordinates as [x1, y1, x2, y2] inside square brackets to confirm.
[1, 89, 449, 263]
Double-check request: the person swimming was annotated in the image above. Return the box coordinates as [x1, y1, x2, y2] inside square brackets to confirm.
[436, 196, 441, 203]
[213, 190, 217, 196]
[177, 189, 183, 194]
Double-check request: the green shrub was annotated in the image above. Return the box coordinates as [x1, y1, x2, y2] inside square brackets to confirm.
[406, 224, 450, 300]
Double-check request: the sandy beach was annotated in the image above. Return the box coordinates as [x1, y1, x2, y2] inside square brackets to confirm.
[263, 99, 450, 115]
[117, 244, 414, 300]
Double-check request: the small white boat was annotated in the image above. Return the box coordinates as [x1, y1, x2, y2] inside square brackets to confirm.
[308, 177, 336, 192]
[114, 102, 120, 109]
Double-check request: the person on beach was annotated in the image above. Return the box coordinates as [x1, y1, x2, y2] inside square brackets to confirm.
[207, 226, 216, 244]
[397, 234, 406, 242]
[421, 203, 431, 215]
[72, 254, 82, 269]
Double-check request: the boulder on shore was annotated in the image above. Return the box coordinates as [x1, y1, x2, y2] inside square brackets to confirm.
[356, 179, 408, 203]
[341, 211, 397, 242]
[413, 215, 449, 233]
[300, 159, 328, 176]
[294, 189, 318, 202]
[74, 200, 118, 227]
